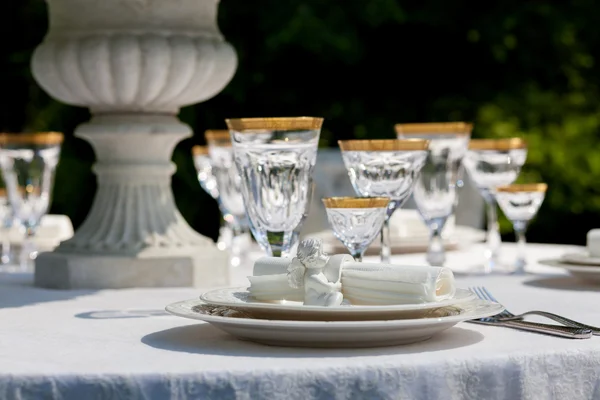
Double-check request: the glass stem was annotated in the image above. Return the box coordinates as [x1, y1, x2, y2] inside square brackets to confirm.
[380, 218, 391, 264]
[426, 217, 447, 266]
[352, 251, 363, 263]
[267, 231, 285, 257]
[514, 221, 527, 274]
[1, 231, 10, 265]
[484, 194, 501, 270]
[20, 228, 36, 272]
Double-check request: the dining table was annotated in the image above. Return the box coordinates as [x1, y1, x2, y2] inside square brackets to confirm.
[1, 242, 599, 400]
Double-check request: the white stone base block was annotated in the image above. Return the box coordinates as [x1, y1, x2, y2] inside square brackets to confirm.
[34, 249, 230, 289]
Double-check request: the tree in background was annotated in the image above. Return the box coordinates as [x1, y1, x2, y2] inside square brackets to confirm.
[2, 0, 599, 244]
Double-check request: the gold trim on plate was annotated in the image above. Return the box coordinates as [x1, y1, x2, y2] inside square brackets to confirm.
[322, 197, 390, 208]
[225, 117, 324, 131]
[338, 139, 429, 151]
[0, 132, 64, 145]
[192, 145, 209, 156]
[468, 138, 527, 150]
[395, 122, 473, 135]
[496, 183, 547, 193]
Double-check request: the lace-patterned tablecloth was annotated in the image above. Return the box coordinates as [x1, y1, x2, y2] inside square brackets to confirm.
[1, 244, 600, 400]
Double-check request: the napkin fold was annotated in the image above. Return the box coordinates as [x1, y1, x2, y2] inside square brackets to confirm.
[248, 257, 456, 305]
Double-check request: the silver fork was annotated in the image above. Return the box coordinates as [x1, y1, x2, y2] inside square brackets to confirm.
[468, 287, 592, 339]
[474, 286, 600, 336]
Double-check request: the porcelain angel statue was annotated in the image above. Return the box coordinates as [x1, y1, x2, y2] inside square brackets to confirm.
[287, 238, 344, 306]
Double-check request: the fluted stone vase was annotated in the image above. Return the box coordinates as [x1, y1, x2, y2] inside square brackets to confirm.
[31, 0, 237, 289]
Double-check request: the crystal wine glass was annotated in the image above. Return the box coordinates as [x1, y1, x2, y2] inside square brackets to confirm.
[396, 122, 472, 266]
[339, 139, 429, 263]
[462, 138, 528, 273]
[496, 183, 547, 274]
[322, 197, 390, 262]
[227, 117, 323, 257]
[0, 132, 63, 271]
[192, 145, 229, 251]
[205, 130, 252, 267]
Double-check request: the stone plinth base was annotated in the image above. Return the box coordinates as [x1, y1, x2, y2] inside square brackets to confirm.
[34, 249, 230, 289]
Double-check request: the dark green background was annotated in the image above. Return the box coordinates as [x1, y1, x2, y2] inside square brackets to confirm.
[2, 1, 600, 244]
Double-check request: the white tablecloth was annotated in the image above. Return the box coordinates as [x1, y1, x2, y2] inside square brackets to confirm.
[1, 243, 600, 400]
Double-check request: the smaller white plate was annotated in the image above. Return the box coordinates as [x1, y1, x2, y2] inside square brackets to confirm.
[560, 252, 600, 266]
[166, 298, 503, 348]
[200, 287, 476, 321]
[539, 259, 600, 283]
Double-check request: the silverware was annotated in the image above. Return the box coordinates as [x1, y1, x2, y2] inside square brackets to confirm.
[468, 287, 592, 339]
[473, 286, 600, 335]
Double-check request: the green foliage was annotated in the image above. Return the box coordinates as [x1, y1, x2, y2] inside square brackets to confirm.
[3, 0, 600, 244]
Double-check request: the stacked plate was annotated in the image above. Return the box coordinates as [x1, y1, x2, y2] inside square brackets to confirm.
[166, 287, 503, 348]
[540, 250, 600, 283]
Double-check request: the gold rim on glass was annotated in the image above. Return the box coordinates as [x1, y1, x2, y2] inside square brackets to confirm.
[496, 183, 547, 193]
[338, 139, 429, 151]
[225, 117, 324, 131]
[191, 145, 209, 156]
[322, 197, 390, 208]
[394, 122, 473, 135]
[204, 130, 231, 142]
[468, 138, 527, 150]
[0, 132, 63, 145]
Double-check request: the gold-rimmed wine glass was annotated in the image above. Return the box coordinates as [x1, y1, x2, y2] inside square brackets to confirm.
[227, 117, 323, 257]
[395, 122, 472, 266]
[0, 132, 63, 271]
[462, 138, 528, 272]
[322, 197, 390, 262]
[496, 183, 547, 274]
[338, 139, 429, 263]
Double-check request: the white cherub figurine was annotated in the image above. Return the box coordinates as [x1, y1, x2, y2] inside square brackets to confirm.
[287, 238, 344, 306]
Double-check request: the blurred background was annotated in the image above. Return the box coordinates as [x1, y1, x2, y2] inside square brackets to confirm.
[2, 0, 600, 245]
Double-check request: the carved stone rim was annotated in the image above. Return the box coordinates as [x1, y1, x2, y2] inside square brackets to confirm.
[468, 138, 527, 150]
[225, 117, 324, 131]
[0, 132, 63, 146]
[395, 122, 473, 135]
[338, 139, 429, 151]
[496, 183, 547, 193]
[322, 197, 391, 208]
[192, 145, 209, 156]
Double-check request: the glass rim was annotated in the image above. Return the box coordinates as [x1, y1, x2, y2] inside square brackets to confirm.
[0, 132, 63, 145]
[191, 145, 209, 156]
[322, 196, 390, 208]
[338, 139, 429, 151]
[225, 117, 324, 131]
[395, 122, 473, 135]
[496, 183, 547, 193]
[468, 138, 527, 150]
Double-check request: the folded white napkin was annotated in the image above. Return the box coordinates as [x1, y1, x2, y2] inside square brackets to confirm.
[248, 257, 456, 305]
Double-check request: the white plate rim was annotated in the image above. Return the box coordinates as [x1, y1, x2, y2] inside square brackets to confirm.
[560, 252, 600, 266]
[539, 258, 600, 273]
[200, 287, 476, 313]
[165, 298, 504, 328]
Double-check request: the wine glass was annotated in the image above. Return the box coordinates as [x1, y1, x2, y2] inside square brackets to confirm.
[396, 122, 472, 266]
[462, 138, 528, 273]
[192, 145, 230, 251]
[205, 130, 252, 267]
[496, 183, 547, 274]
[0, 187, 14, 270]
[0, 132, 63, 271]
[226, 117, 323, 257]
[338, 139, 429, 263]
[322, 197, 389, 262]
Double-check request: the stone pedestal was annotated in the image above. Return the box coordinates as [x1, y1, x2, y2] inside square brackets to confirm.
[31, 0, 237, 288]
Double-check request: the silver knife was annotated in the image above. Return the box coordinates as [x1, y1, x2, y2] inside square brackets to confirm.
[468, 319, 593, 339]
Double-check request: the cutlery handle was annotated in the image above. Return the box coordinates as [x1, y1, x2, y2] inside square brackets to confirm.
[497, 320, 592, 339]
[504, 311, 600, 336]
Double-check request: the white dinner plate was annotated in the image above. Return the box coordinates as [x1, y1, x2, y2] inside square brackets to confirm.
[165, 298, 503, 348]
[199, 287, 476, 321]
[560, 252, 600, 266]
[539, 258, 600, 283]
[309, 225, 486, 255]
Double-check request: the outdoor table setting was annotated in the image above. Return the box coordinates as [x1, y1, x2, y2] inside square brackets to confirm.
[2, 119, 600, 400]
